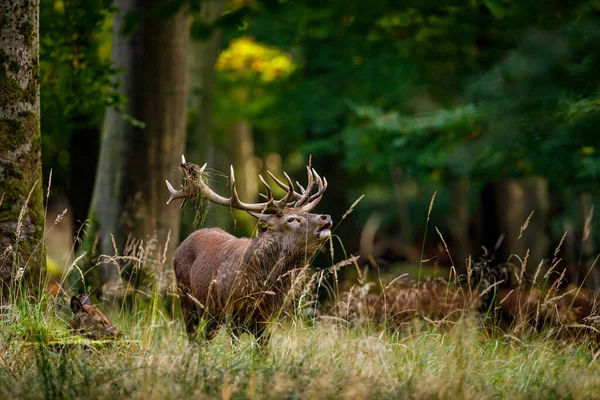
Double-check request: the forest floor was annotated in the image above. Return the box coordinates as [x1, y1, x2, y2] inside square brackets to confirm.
[1, 296, 600, 400]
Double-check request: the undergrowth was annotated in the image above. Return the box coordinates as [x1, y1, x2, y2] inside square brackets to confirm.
[1, 184, 599, 399]
[2, 290, 600, 399]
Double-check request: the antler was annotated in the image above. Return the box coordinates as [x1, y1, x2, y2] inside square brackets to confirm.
[165, 155, 327, 214]
[264, 166, 328, 212]
[166, 155, 194, 207]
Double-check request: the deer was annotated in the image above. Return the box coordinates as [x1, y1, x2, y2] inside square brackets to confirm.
[165, 156, 332, 343]
[338, 248, 598, 342]
[70, 295, 121, 339]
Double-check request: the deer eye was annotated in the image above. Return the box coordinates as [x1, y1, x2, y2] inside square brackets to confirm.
[287, 217, 295, 223]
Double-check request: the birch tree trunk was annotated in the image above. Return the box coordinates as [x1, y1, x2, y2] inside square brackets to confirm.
[85, 0, 189, 290]
[0, 0, 45, 299]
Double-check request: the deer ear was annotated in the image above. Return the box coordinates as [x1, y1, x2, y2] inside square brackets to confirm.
[79, 294, 92, 306]
[70, 296, 84, 313]
[248, 212, 275, 229]
[248, 212, 262, 220]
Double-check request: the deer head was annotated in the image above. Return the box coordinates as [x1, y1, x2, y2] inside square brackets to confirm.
[165, 156, 332, 248]
[70, 295, 121, 339]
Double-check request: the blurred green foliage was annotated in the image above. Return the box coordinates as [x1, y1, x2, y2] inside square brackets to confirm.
[213, 36, 296, 133]
[39, 0, 120, 190]
[222, 0, 600, 192]
[38, 0, 600, 256]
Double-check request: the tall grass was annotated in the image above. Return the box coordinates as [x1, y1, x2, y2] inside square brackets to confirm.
[3, 231, 600, 400]
[2, 299, 600, 399]
[2, 187, 600, 399]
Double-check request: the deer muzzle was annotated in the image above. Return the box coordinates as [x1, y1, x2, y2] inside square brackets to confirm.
[316, 214, 333, 240]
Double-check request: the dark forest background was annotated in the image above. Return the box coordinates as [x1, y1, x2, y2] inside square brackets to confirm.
[39, 0, 600, 292]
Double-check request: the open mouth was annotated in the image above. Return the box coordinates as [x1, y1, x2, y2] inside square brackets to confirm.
[316, 222, 333, 239]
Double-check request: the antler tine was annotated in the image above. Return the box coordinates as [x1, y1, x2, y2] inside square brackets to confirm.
[266, 170, 286, 189]
[259, 174, 273, 203]
[265, 171, 290, 193]
[229, 165, 243, 208]
[293, 166, 315, 208]
[165, 180, 185, 206]
[307, 169, 325, 202]
[266, 170, 302, 201]
[223, 166, 279, 212]
[267, 171, 302, 200]
[273, 172, 296, 207]
[300, 170, 328, 212]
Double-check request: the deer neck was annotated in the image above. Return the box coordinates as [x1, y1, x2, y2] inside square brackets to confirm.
[243, 231, 311, 285]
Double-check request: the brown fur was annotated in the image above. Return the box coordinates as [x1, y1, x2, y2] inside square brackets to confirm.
[494, 286, 595, 331]
[339, 278, 597, 340]
[70, 295, 121, 339]
[338, 278, 478, 330]
[175, 209, 332, 341]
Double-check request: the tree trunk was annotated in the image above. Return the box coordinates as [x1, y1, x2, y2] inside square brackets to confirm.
[184, 0, 226, 235]
[229, 120, 258, 235]
[579, 192, 595, 262]
[447, 176, 471, 274]
[67, 114, 100, 231]
[85, 0, 189, 290]
[229, 121, 258, 203]
[521, 178, 550, 271]
[0, 0, 46, 299]
[480, 178, 549, 275]
[391, 167, 412, 245]
[567, 193, 596, 288]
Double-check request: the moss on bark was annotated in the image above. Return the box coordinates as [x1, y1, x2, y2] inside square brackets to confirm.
[0, 0, 45, 300]
[18, 22, 34, 48]
[0, 68, 27, 108]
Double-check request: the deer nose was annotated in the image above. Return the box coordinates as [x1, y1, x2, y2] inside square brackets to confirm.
[320, 214, 332, 223]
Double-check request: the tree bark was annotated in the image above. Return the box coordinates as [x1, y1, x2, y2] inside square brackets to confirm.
[85, 0, 189, 289]
[184, 0, 226, 234]
[391, 167, 412, 245]
[447, 176, 471, 274]
[229, 120, 258, 235]
[0, 0, 46, 298]
[480, 178, 549, 275]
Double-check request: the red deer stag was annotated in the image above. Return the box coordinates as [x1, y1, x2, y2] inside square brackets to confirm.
[165, 156, 332, 342]
[70, 295, 121, 339]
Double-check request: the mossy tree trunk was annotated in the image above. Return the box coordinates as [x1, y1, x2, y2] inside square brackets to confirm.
[84, 0, 189, 291]
[0, 0, 45, 299]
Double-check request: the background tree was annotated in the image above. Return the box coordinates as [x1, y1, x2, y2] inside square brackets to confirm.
[39, 0, 119, 229]
[84, 0, 190, 291]
[35, 0, 600, 292]
[185, 0, 226, 233]
[0, 0, 46, 298]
